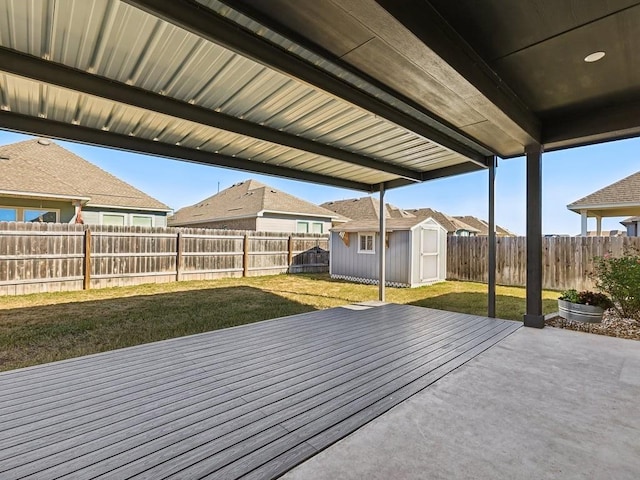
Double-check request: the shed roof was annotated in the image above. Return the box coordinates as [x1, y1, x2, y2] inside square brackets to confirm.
[0, 139, 170, 211]
[169, 179, 338, 226]
[331, 216, 437, 233]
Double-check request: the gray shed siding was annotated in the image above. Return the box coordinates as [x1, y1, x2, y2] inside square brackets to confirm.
[330, 230, 411, 286]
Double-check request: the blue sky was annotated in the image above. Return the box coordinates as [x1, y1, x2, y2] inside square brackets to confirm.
[1, 130, 638, 235]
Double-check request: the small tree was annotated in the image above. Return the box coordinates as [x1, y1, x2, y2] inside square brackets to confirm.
[593, 250, 640, 321]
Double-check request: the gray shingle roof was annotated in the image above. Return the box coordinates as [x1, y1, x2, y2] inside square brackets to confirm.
[453, 215, 515, 236]
[407, 208, 479, 234]
[320, 197, 414, 221]
[0, 139, 170, 211]
[169, 179, 338, 225]
[568, 171, 640, 209]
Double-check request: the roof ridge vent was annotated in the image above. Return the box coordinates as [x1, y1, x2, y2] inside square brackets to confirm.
[37, 139, 51, 146]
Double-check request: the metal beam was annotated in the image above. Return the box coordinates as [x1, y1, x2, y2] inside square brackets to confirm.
[524, 144, 544, 328]
[379, 183, 386, 302]
[0, 47, 423, 182]
[218, 0, 494, 160]
[375, 0, 541, 145]
[125, 0, 490, 166]
[383, 161, 487, 190]
[543, 100, 640, 152]
[488, 156, 497, 318]
[0, 112, 372, 192]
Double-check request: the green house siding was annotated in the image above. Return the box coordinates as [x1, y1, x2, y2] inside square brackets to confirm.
[82, 207, 167, 227]
[0, 197, 76, 223]
[0, 197, 168, 226]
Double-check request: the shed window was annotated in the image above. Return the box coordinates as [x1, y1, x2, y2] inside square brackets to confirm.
[311, 222, 323, 234]
[297, 221, 309, 233]
[102, 214, 125, 226]
[132, 215, 153, 227]
[358, 233, 375, 254]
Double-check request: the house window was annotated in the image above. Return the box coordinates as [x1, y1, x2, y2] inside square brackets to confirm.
[311, 222, 323, 234]
[24, 209, 59, 223]
[102, 214, 126, 226]
[358, 233, 375, 254]
[0, 207, 17, 221]
[132, 215, 153, 227]
[297, 221, 309, 233]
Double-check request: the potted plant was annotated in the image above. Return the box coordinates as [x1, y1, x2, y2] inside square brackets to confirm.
[558, 289, 613, 323]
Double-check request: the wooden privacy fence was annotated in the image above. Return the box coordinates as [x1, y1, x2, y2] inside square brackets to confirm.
[0, 222, 329, 296]
[447, 236, 640, 291]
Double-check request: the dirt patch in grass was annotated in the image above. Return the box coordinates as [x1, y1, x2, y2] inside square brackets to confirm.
[0, 274, 558, 371]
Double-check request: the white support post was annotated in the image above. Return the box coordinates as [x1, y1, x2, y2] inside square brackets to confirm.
[596, 216, 602, 236]
[581, 210, 588, 237]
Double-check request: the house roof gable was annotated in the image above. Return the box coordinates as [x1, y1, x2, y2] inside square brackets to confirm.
[320, 197, 415, 221]
[568, 171, 640, 211]
[453, 215, 515, 236]
[0, 139, 170, 211]
[169, 179, 338, 225]
[407, 208, 479, 233]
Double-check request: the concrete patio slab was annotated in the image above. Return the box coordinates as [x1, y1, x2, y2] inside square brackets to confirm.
[283, 327, 640, 480]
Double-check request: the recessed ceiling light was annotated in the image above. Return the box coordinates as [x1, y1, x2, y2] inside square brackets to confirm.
[584, 51, 605, 63]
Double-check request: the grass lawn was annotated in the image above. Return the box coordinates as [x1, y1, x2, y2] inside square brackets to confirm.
[0, 274, 559, 371]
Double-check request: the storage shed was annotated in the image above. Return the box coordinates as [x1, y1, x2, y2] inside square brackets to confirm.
[330, 216, 447, 287]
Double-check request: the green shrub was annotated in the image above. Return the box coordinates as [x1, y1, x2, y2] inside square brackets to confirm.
[559, 289, 613, 309]
[593, 251, 640, 321]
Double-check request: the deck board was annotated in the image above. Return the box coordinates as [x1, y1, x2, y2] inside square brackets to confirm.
[0, 304, 520, 480]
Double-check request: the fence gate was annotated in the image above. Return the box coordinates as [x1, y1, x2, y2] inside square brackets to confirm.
[420, 227, 440, 282]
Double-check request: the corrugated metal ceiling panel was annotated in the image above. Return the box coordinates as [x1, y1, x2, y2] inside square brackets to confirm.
[0, 0, 480, 187]
[0, 71, 396, 184]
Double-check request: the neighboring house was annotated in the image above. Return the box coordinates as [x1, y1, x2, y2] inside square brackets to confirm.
[168, 179, 338, 233]
[408, 208, 479, 236]
[321, 198, 514, 238]
[568, 171, 640, 236]
[330, 216, 447, 287]
[581, 229, 627, 237]
[621, 217, 640, 237]
[0, 138, 170, 226]
[320, 197, 415, 222]
[453, 215, 516, 237]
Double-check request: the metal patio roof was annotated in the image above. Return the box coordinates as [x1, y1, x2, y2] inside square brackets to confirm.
[0, 0, 638, 193]
[0, 0, 494, 193]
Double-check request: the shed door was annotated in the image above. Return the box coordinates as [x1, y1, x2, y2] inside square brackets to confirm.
[420, 228, 440, 282]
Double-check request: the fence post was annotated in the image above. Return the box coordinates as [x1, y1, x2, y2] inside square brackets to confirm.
[83, 229, 91, 290]
[176, 232, 182, 282]
[243, 234, 249, 277]
[288, 235, 294, 271]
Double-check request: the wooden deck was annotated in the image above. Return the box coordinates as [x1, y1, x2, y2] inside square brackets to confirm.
[0, 304, 520, 479]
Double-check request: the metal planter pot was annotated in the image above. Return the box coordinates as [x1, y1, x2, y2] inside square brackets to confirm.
[558, 299, 605, 323]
